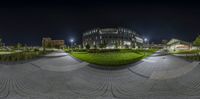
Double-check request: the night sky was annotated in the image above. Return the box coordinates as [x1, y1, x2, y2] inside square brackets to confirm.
[0, 0, 200, 46]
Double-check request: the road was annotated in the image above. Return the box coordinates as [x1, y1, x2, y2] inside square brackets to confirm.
[0, 51, 200, 99]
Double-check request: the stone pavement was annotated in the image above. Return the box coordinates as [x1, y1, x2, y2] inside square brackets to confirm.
[0, 51, 200, 99]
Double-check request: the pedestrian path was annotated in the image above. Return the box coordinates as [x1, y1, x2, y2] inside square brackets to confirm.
[0, 51, 199, 99]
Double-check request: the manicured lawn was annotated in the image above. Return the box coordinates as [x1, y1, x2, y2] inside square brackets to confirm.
[70, 50, 156, 66]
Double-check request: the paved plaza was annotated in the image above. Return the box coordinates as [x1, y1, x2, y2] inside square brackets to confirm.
[0, 51, 200, 99]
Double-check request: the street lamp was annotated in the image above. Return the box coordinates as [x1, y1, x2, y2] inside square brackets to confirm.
[70, 39, 74, 48]
[144, 38, 149, 47]
[144, 38, 148, 55]
[70, 38, 74, 52]
[144, 38, 148, 43]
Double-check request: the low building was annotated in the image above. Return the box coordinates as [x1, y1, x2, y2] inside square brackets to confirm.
[42, 37, 65, 49]
[167, 38, 192, 52]
[82, 28, 144, 49]
[191, 46, 200, 50]
[149, 43, 164, 49]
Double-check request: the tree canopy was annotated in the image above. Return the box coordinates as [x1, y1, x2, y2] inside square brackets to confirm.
[85, 44, 90, 50]
[193, 35, 200, 46]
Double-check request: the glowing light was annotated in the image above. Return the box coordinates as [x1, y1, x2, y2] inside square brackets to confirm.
[70, 39, 74, 43]
[144, 38, 148, 42]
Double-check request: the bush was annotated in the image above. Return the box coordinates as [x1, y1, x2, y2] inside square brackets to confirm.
[88, 49, 120, 53]
[0, 50, 51, 62]
[85, 44, 90, 50]
[73, 49, 87, 52]
[64, 49, 70, 52]
[34, 48, 40, 52]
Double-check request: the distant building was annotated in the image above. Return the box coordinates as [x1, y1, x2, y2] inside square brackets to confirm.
[161, 39, 168, 44]
[42, 37, 65, 49]
[167, 38, 192, 52]
[82, 28, 144, 49]
[161, 39, 168, 49]
[149, 43, 164, 49]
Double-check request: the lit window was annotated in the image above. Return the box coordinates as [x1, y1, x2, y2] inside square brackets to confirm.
[124, 41, 131, 45]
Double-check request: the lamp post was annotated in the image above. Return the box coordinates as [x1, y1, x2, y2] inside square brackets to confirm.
[70, 39, 74, 51]
[144, 38, 148, 48]
[144, 38, 148, 56]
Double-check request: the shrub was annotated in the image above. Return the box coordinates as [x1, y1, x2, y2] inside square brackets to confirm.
[73, 49, 87, 52]
[88, 49, 120, 53]
[34, 48, 40, 52]
[0, 50, 51, 62]
[85, 44, 90, 50]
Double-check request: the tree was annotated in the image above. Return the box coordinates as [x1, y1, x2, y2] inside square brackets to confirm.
[94, 45, 97, 49]
[132, 43, 136, 49]
[85, 44, 90, 50]
[193, 35, 200, 57]
[193, 35, 200, 47]
[99, 44, 104, 49]
[124, 44, 129, 49]
[16, 43, 22, 50]
[99, 40, 107, 49]
[42, 40, 46, 52]
[115, 42, 119, 49]
[24, 44, 29, 51]
[0, 37, 2, 48]
[161, 40, 168, 44]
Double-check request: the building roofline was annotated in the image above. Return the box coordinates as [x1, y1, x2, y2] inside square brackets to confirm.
[167, 38, 190, 45]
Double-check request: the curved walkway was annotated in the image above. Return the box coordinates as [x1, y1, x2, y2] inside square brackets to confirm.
[0, 51, 199, 99]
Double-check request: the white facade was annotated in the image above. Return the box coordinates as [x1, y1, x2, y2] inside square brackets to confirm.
[167, 38, 191, 52]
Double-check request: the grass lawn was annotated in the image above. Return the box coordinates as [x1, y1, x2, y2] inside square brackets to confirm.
[180, 55, 200, 61]
[172, 50, 200, 54]
[70, 50, 156, 66]
[171, 50, 200, 61]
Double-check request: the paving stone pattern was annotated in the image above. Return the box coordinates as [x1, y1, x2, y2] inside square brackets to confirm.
[0, 51, 200, 99]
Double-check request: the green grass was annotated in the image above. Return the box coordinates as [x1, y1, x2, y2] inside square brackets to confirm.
[181, 56, 200, 61]
[70, 50, 156, 66]
[171, 50, 200, 61]
[172, 50, 200, 54]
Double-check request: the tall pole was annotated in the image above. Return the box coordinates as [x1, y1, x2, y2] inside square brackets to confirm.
[70, 39, 74, 52]
[144, 38, 148, 56]
[71, 42, 72, 48]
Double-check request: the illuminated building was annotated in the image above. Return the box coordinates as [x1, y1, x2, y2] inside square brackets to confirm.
[167, 38, 191, 52]
[82, 28, 144, 49]
[42, 37, 65, 48]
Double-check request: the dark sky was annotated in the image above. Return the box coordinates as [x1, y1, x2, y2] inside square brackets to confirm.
[0, 0, 200, 45]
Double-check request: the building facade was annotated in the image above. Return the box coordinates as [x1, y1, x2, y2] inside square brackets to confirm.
[82, 28, 144, 49]
[149, 43, 164, 49]
[167, 38, 192, 52]
[42, 37, 65, 49]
